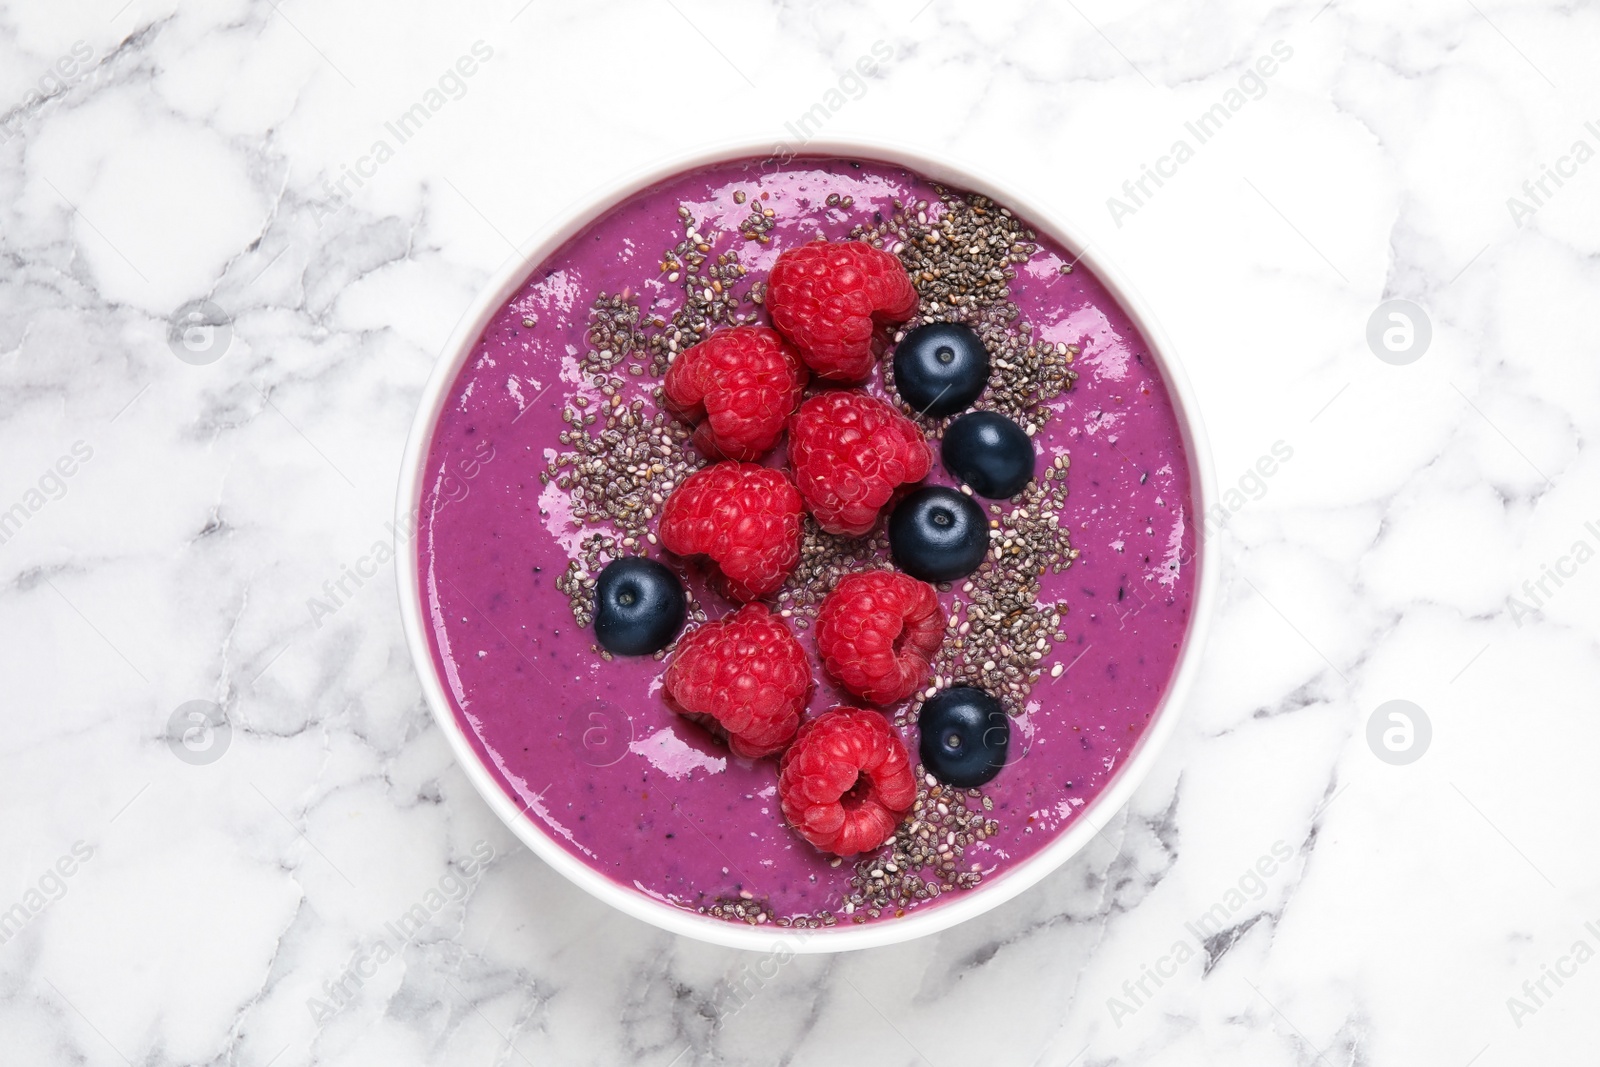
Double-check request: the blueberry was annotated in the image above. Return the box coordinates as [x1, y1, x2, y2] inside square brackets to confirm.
[593, 558, 686, 656]
[919, 687, 1008, 787]
[888, 486, 987, 582]
[942, 411, 1035, 499]
[893, 323, 990, 418]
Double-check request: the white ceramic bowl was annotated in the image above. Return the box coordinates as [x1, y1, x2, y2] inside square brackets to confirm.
[397, 136, 1216, 953]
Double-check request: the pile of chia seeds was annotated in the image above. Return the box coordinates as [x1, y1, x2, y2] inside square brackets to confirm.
[846, 773, 1001, 919]
[854, 189, 1079, 429]
[773, 518, 892, 626]
[704, 892, 778, 927]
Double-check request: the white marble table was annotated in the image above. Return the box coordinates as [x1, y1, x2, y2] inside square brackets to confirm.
[2, 1, 1596, 1063]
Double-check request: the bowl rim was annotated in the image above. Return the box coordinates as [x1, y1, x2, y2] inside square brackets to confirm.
[396, 134, 1217, 954]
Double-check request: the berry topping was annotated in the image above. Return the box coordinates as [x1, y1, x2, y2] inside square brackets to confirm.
[887, 486, 988, 582]
[778, 707, 916, 855]
[658, 463, 804, 601]
[592, 557, 687, 656]
[815, 571, 945, 705]
[663, 326, 808, 460]
[892, 322, 991, 417]
[664, 604, 812, 759]
[787, 391, 932, 537]
[766, 240, 920, 382]
[941, 410, 1035, 499]
[918, 686, 1009, 787]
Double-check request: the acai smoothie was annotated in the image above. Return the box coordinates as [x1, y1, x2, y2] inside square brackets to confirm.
[416, 155, 1196, 929]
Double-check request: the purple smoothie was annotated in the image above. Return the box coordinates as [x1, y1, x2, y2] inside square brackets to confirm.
[417, 156, 1194, 927]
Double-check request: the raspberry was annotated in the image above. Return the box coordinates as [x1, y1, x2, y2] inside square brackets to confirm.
[766, 240, 919, 382]
[664, 604, 812, 759]
[663, 326, 808, 460]
[778, 707, 916, 855]
[815, 571, 945, 705]
[787, 391, 932, 536]
[658, 463, 803, 601]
